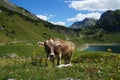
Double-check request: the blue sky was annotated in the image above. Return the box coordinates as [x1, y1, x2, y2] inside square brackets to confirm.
[9, 0, 120, 27]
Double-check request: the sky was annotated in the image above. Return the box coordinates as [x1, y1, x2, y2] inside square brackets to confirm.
[9, 0, 120, 27]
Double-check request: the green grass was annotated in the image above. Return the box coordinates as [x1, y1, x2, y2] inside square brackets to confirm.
[0, 4, 120, 80]
[0, 44, 120, 80]
[0, 43, 46, 57]
[102, 33, 120, 43]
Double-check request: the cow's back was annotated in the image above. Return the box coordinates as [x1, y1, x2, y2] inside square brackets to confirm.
[54, 39, 75, 57]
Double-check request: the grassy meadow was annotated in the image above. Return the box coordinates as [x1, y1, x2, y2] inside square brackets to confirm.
[0, 43, 120, 80]
[0, 1, 120, 80]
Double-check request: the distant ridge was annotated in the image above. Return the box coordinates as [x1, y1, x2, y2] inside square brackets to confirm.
[0, 0, 39, 20]
[69, 18, 97, 29]
[97, 10, 120, 32]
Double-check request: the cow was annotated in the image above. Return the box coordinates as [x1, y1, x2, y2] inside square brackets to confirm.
[38, 38, 75, 66]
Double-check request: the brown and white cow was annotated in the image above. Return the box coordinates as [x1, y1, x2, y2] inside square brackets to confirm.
[38, 38, 75, 65]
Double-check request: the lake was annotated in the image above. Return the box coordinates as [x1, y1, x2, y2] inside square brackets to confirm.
[84, 45, 120, 53]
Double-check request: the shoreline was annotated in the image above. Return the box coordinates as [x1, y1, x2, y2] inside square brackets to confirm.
[88, 43, 120, 46]
[78, 43, 120, 51]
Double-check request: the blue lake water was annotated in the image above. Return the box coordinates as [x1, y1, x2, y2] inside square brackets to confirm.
[85, 45, 120, 53]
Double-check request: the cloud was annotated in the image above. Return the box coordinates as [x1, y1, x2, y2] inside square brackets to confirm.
[68, 0, 120, 11]
[51, 21, 66, 26]
[49, 14, 56, 18]
[36, 14, 56, 21]
[67, 12, 101, 22]
[36, 15, 48, 21]
[36, 14, 65, 26]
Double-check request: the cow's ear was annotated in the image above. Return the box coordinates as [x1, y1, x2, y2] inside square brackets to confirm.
[54, 41, 61, 46]
[37, 42, 44, 47]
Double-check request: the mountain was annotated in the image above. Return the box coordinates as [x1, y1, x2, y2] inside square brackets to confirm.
[0, 0, 39, 20]
[0, 0, 77, 43]
[69, 18, 97, 29]
[78, 10, 120, 43]
[97, 10, 120, 32]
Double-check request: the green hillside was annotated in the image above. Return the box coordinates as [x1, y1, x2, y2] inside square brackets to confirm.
[0, 0, 120, 46]
[0, 5, 65, 43]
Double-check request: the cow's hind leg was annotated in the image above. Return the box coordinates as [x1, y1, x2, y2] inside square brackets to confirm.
[64, 55, 72, 64]
[67, 53, 73, 64]
[64, 58, 67, 64]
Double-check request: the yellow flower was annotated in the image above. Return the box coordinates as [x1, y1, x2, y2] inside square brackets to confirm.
[94, 63, 97, 66]
[95, 59, 98, 63]
[26, 69, 29, 72]
[32, 52, 36, 55]
[107, 48, 112, 52]
[118, 56, 120, 58]
[79, 62, 82, 64]
[7, 59, 10, 61]
[101, 62, 105, 65]
[118, 70, 120, 73]
[110, 78, 113, 80]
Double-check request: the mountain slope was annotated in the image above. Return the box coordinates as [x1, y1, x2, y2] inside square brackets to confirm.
[0, 0, 39, 20]
[97, 10, 120, 32]
[70, 18, 97, 29]
[0, 0, 78, 43]
[0, 5, 65, 42]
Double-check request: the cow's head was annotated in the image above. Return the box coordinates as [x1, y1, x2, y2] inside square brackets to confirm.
[44, 38, 61, 60]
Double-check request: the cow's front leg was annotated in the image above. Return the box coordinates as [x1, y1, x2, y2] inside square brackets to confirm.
[57, 53, 62, 65]
[50, 58, 55, 66]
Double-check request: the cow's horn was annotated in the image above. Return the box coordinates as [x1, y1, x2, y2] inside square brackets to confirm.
[37, 42, 44, 47]
[54, 41, 61, 46]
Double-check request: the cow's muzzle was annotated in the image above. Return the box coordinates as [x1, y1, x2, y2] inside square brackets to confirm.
[49, 53, 55, 58]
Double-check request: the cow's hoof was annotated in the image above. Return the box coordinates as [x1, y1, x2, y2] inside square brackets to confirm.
[66, 64, 72, 66]
[57, 64, 72, 68]
[57, 64, 65, 68]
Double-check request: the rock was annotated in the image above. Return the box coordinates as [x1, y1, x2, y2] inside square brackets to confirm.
[4, 53, 18, 58]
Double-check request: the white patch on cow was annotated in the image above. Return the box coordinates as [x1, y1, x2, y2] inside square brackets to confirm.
[54, 41, 61, 46]
[46, 40, 49, 44]
[50, 52, 55, 56]
[57, 64, 72, 68]
[50, 39, 54, 44]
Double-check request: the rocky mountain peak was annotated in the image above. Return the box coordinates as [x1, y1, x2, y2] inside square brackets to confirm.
[97, 10, 120, 32]
[69, 18, 97, 29]
[0, 0, 39, 20]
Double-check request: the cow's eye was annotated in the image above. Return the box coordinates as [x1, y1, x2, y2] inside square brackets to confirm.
[45, 46, 50, 52]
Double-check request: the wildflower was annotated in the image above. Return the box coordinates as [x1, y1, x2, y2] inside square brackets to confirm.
[100, 58, 104, 61]
[95, 59, 98, 63]
[110, 78, 113, 80]
[26, 69, 29, 72]
[79, 62, 82, 64]
[32, 52, 36, 55]
[118, 70, 120, 73]
[101, 62, 105, 65]
[98, 70, 102, 74]
[118, 56, 120, 58]
[107, 48, 112, 52]
[94, 63, 97, 66]
[16, 54, 20, 58]
[7, 59, 10, 61]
